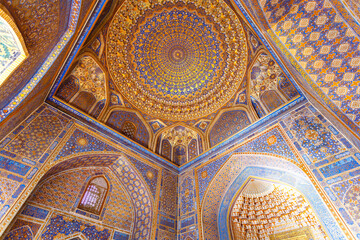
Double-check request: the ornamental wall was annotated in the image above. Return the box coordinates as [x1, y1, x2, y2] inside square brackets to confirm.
[0, 104, 177, 240]
[0, 104, 360, 239]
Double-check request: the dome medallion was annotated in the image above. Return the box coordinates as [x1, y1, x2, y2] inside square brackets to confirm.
[107, 1, 248, 120]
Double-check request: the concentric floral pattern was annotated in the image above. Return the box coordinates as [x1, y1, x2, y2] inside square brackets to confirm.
[107, 0, 247, 120]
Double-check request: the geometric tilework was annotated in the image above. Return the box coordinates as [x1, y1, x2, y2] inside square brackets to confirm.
[278, 73, 300, 100]
[188, 139, 198, 161]
[344, 0, 360, 20]
[344, 184, 360, 225]
[160, 170, 178, 217]
[101, 175, 134, 231]
[6, 219, 41, 239]
[251, 96, 266, 118]
[260, 90, 285, 112]
[202, 154, 346, 240]
[72, 91, 97, 113]
[180, 229, 197, 240]
[113, 231, 130, 240]
[67, 55, 106, 102]
[0, 177, 18, 204]
[234, 89, 247, 105]
[0, 156, 31, 176]
[249, 51, 297, 113]
[262, 0, 360, 126]
[29, 167, 134, 231]
[55, 129, 119, 161]
[111, 158, 153, 240]
[180, 177, 195, 215]
[160, 139, 172, 160]
[55, 76, 79, 102]
[6, 109, 69, 160]
[44, 154, 120, 180]
[21, 205, 49, 220]
[41, 214, 111, 240]
[106, 111, 150, 148]
[121, 121, 137, 139]
[289, 112, 346, 161]
[4, 225, 33, 240]
[197, 126, 298, 204]
[157, 229, 176, 240]
[29, 169, 93, 212]
[126, 155, 158, 200]
[319, 156, 359, 178]
[332, 176, 360, 225]
[209, 110, 251, 147]
[173, 145, 186, 165]
[196, 154, 229, 204]
[234, 127, 297, 161]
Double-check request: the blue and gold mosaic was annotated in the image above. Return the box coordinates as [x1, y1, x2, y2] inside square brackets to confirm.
[107, 0, 247, 120]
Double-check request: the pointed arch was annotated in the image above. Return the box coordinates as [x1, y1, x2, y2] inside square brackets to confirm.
[199, 154, 349, 240]
[207, 106, 256, 148]
[152, 122, 206, 151]
[77, 175, 109, 215]
[104, 107, 153, 148]
[55, 51, 110, 119]
[34, 152, 155, 240]
[152, 123, 206, 164]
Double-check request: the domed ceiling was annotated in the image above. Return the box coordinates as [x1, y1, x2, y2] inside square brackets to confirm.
[52, 0, 301, 165]
[106, 1, 247, 120]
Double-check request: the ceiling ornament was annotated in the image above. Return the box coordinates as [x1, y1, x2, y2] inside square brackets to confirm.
[107, 0, 247, 120]
[71, 56, 106, 101]
[161, 126, 198, 146]
[250, 52, 281, 101]
[231, 180, 328, 239]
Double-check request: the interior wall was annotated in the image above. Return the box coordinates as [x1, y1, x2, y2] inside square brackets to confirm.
[1, 103, 360, 239]
[0, 104, 178, 240]
[189, 102, 360, 240]
[2, 168, 134, 240]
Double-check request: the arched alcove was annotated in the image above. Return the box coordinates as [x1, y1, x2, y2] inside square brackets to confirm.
[3, 153, 155, 240]
[201, 154, 348, 240]
[229, 178, 328, 239]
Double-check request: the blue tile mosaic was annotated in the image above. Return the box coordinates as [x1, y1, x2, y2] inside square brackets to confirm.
[312, 169, 323, 182]
[350, 169, 360, 177]
[324, 187, 337, 201]
[302, 154, 311, 165]
[55, 129, 119, 160]
[320, 157, 359, 178]
[314, 159, 329, 167]
[21, 205, 49, 220]
[339, 208, 354, 225]
[7, 174, 22, 182]
[181, 216, 195, 228]
[113, 231, 129, 240]
[160, 216, 175, 228]
[328, 125, 339, 135]
[0, 150, 16, 158]
[0, 156, 31, 176]
[22, 158, 36, 165]
[126, 155, 158, 199]
[327, 176, 343, 185]
[26, 167, 38, 179]
[335, 151, 350, 159]
[12, 184, 25, 198]
[340, 138, 353, 149]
